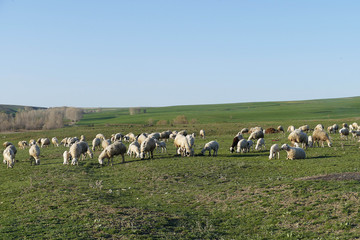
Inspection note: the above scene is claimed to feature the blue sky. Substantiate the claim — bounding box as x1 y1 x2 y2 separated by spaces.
1 1 359 108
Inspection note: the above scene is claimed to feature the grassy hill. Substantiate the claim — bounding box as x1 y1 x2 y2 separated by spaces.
78 96 360 126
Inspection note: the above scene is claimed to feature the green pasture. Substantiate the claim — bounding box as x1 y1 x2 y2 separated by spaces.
1 97 360 239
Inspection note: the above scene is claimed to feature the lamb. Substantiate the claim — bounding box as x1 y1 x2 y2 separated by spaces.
140 137 156 159
3 146 15 168
236 139 248 153
339 127 350 140
255 138 266 151
37 138 51 148
312 130 332 147
199 129 205 139
92 137 101 151
288 129 308 148
52 137 59 147
174 134 192 157
248 130 264 141
269 144 280 160
127 141 140 158
155 140 167 153
29 144 41 165
18 140 28 150
201 141 219 156
287 125 296 132
308 136 313 148
98 141 127 165
63 150 70 165
281 144 306 160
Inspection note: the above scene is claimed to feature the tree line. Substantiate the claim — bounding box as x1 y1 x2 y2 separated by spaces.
0 107 83 132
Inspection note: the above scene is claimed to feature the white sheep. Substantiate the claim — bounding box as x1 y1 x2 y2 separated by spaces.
63 150 70 165
240 128 249 134
69 141 92 165
155 140 167 153
98 141 127 165
199 129 205 139
269 144 280 160
140 137 156 159
281 144 306 160
351 130 360 140
96 133 106 140
201 141 219 156
159 130 172 141
174 134 192 157
127 141 140 158
288 129 308 148
287 125 296 132
3 145 15 168
80 135 86 142
29 139 36 146
18 140 28 150
247 140 254 152
312 130 332 147
148 132 161 140
111 133 123 142
136 133 148 145
92 137 101 151
37 138 50 148
29 144 40 165
186 134 195 154
277 126 285 133
102 139 111 150
248 130 264 141
299 125 310 132
236 139 248 153
308 136 313 148
52 137 59 147
255 138 265 151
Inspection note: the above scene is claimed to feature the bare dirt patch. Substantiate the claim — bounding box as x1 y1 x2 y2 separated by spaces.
296 172 360 181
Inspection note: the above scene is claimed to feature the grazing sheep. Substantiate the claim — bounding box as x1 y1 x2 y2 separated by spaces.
199 129 205 139
314 124 324 131
127 141 140 158
80 135 86 142
255 138 266 151
29 144 40 165
29 139 36 146
67 137 79 147
247 140 254 152
3 142 13 148
155 140 167 153
248 130 264 141
312 130 332 147
78 141 93 160
342 123 348 128
136 133 148 145
37 138 51 148
148 132 161 140
201 141 219 156
98 141 127 165
63 150 70 165
124 132 136 142
352 122 359 129
18 140 28 150
160 130 172 141
140 137 156 159
351 130 360 140
281 144 306 160
308 136 313 148
178 130 188 136
236 139 248 153
240 128 249 134
3 146 15 168
186 134 195 154
277 126 284 133
174 134 192 157
69 142 83 165
96 133 106 140
52 137 59 147
339 127 350 140
249 127 263 134
230 136 241 153
92 137 101 151
111 133 123 142
102 139 111 150
269 144 280 160
299 125 310 132
288 129 308 148
287 125 296 132
60 137 69 147
265 128 278 134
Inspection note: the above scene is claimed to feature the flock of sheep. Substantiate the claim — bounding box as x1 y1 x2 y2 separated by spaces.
2 122 360 168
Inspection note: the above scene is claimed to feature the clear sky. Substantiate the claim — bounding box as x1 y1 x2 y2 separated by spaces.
1 1 359 108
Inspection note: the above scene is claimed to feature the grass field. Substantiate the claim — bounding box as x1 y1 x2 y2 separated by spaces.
1 97 360 239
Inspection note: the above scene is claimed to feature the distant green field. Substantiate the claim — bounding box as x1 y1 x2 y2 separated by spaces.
1 97 360 239
78 97 360 126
